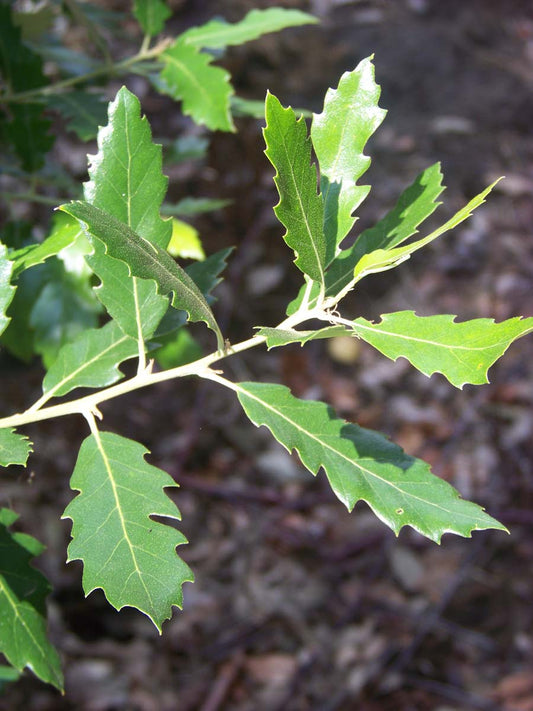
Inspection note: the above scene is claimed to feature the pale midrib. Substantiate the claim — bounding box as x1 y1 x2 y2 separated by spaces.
166 54 212 105
124 116 144 351
232 382 477 521
353 321 522 352
0 577 51 675
44 333 131 401
276 116 325 288
93 431 154 610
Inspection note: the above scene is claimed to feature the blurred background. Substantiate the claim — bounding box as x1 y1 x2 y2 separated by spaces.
1 0 533 708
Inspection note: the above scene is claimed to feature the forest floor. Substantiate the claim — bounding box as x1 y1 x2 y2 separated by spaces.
2 0 533 709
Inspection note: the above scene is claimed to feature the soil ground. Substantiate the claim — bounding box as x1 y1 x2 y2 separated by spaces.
2 1 533 709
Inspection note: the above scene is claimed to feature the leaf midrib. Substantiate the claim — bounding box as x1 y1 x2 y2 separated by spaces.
236 383 479 522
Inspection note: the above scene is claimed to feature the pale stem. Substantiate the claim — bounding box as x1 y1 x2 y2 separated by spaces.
0 303 326 431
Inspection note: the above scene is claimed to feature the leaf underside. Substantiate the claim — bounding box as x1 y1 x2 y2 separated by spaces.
311 57 387 259
352 311 533 388
61 201 223 349
63 432 193 631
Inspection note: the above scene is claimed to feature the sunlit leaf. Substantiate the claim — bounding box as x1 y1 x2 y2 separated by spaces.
159 40 234 132
233 381 505 542
0 428 32 467
0 244 16 338
63 432 193 630
264 92 326 287
351 311 533 388
180 8 317 49
257 325 347 349
42 320 139 399
61 201 224 349
167 219 205 260
312 57 386 258
83 86 172 340
353 179 501 283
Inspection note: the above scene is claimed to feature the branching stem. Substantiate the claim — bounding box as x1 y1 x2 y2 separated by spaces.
0 306 321 431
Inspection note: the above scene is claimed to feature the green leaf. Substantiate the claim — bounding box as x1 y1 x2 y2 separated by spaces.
133 0 171 37
351 311 533 388
87 239 169 341
86 87 171 250
0 508 63 691
159 40 234 132
0 3 53 171
9 212 82 278
287 163 445 316
311 57 386 259
353 179 501 283
0 428 32 467
0 265 46 362
0 2 47 91
185 247 233 297
61 201 224 349
42 320 139 400
2 104 54 173
180 8 317 49
29 261 101 368
0 243 16 338
161 197 231 218
232 382 505 542
264 92 326 287
1 257 100 366
83 86 172 340
153 327 203 369
257 325 347 349
46 91 108 141
167 219 205 260
63 432 193 630
320 163 445 303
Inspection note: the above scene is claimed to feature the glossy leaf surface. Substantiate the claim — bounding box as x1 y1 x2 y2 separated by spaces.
63 432 193 630
264 92 326 286
83 86 172 339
